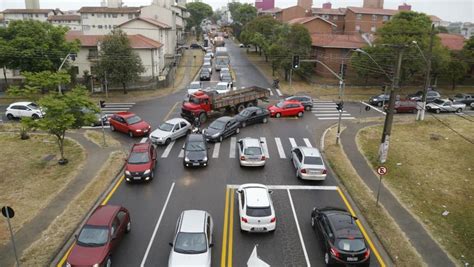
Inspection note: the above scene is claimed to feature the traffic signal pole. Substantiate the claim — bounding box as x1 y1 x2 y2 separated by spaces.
99 100 107 147
418 25 435 121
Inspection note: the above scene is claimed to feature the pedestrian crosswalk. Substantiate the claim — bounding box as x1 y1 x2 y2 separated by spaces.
312 100 355 120
100 102 136 116
153 136 315 160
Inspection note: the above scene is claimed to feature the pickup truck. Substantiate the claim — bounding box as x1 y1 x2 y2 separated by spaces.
452 93 474 106
426 99 466 113
181 86 270 123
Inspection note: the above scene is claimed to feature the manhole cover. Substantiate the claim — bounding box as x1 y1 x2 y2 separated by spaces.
42 154 55 162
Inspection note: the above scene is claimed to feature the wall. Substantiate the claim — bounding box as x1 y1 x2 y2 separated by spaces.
140 5 177 56
344 9 391 34
81 12 138 34
3 12 52 24
50 20 81 31
314 13 345 33
302 19 334 34
312 47 352 78
278 6 307 22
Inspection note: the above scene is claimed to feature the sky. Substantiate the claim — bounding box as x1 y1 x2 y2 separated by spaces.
1 0 472 22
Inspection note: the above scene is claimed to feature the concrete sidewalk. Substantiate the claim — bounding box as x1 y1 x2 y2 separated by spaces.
340 121 455 267
0 131 117 267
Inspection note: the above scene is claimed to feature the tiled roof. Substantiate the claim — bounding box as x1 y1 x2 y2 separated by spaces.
438 33 465 51
288 16 337 27
311 33 367 49
312 8 346 15
65 32 163 49
258 8 282 14
78 7 140 14
118 17 171 29
346 6 398 16
3 9 55 14
48 15 80 21
429 15 442 22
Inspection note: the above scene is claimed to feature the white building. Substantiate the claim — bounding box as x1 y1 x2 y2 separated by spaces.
101 0 124 8
48 15 81 31
1 9 62 27
78 6 140 35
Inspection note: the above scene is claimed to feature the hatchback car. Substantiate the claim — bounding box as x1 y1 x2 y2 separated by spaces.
203 116 240 142
5 101 43 120
238 138 266 167
150 118 191 145
285 95 313 111
124 142 156 182
311 207 370 266
408 90 441 103
234 106 270 128
384 100 418 113
187 81 203 96
291 146 327 180
168 210 214 267
220 68 230 79
66 205 131 267
109 112 151 137
183 134 209 167
200 68 211 81
268 100 304 118
368 94 390 107
237 184 276 232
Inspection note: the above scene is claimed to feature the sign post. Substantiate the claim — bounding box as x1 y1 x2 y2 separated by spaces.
2 206 20 267
376 166 388 206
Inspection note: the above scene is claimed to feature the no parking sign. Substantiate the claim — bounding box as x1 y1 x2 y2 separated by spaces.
377 166 388 176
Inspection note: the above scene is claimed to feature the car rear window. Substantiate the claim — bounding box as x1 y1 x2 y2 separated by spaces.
336 239 366 252
246 207 271 217
304 156 323 165
244 147 262 156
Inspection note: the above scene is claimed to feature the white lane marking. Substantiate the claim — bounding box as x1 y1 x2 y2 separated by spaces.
274 138 286 158
303 138 312 147
140 138 148 143
233 87 237 90
314 113 353 117
178 147 184 158
360 101 386 115
317 117 355 120
313 101 334 103
288 189 311 267
161 141 175 158
227 184 339 190
289 138 297 148
312 110 348 113
229 137 237 158
314 103 337 106
276 89 282 97
140 182 175 267
241 87 245 89
212 142 220 158
260 137 269 158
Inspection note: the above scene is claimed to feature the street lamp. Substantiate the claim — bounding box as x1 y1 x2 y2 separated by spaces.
57 53 77 94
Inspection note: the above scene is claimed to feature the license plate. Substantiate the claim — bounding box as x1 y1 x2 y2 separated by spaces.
192 163 200 166
347 257 358 261
253 227 264 231
133 177 141 180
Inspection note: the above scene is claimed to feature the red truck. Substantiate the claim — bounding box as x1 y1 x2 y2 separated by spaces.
181 86 270 123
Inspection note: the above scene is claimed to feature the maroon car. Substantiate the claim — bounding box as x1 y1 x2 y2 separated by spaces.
384 100 418 113
124 142 156 182
109 112 151 137
66 205 130 267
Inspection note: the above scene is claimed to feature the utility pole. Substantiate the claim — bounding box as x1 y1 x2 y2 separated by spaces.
418 24 435 121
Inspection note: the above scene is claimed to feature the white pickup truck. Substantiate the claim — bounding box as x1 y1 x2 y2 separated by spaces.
426 99 466 113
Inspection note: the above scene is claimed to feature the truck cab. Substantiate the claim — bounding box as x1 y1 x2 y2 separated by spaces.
181 91 213 123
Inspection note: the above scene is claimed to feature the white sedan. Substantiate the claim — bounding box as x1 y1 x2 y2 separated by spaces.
237 183 276 232
150 118 191 145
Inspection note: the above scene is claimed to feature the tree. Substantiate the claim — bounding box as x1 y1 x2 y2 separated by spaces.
186 2 213 36
461 36 474 78
95 29 144 94
228 3 257 38
442 59 468 89
0 20 78 73
211 8 223 24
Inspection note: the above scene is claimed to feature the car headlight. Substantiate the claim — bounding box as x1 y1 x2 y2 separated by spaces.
203 156 208 161
136 129 142 132
144 169 151 175
66 262 71 267
212 133 220 138
125 170 131 175
185 156 190 162
93 264 99 267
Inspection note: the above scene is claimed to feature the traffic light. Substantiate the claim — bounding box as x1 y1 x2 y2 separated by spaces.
99 100 106 108
292 55 300 69
336 101 344 111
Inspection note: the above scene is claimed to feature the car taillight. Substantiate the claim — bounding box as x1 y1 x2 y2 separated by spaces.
241 217 248 223
270 217 276 223
261 155 266 160
330 247 340 258
364 249 371 259
240 156 246 160
301 169 307 174
322 169 327 174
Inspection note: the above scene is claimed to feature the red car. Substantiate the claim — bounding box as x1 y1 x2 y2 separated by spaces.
125 142 156 182
384 100 418 113
109 112 151 137
66 205 130 267
268 100 305 118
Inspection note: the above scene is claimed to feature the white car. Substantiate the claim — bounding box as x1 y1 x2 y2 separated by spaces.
187 81 203 96
205 52 214 58
214 82 231 94
168 210 213 267
220 68 230 79
5 101 44 120
238 138 266 167
203 62 212 74
150 118 191 145
237 183 276 232
290 146 327 180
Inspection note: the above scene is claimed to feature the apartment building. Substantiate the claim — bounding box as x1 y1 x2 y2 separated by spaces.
78 6 140 35
48 15 81 31
2 9 61 27
287 16 336 34
344 6 396 34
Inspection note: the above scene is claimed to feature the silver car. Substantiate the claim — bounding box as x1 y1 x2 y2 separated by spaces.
238 138 266 167
168 210 213 267
203 62 212 74
150 118 191 145
290 146 327 180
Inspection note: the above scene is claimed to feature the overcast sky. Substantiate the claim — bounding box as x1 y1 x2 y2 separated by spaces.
1 0 472 22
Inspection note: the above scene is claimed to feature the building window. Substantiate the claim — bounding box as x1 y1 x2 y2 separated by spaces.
333 16 338 20
97 13 102 18
71 66 79 75
128 14 133 19
322 14 329 19
356 14 362 20
35 14 38 17
109 25 112 29
91 13 95 16
108 14 112 18
112 14 117 18
83 25 90 30
355 25 361 31
372 15 377 21
92 25 96 28
121 13 124 17
82 14 88 19
371 26 376 32
98 25 103 29
383 15 389 21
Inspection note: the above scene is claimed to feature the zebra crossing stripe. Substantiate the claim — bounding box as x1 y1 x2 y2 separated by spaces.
312 110 348 113
178 147 184 158
161 141 175 158
289 138 297 148
317 117 355 120
140 138 148 143
303 138 312 147
275 138 286 158
315 113 353 117
212 142 220 158
229 137 237 158
260 137 269 158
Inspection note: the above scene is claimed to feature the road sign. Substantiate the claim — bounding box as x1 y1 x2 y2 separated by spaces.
377 166 388 176
1 206 14 218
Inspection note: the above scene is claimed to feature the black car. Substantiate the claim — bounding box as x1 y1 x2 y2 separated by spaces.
234 106 269 128
190 43 202 49
311 207 370 266
203 116 240 142
408 90 440 103
200 68 211 81
183 134 209 167
285 95 313 111
368 94 391 107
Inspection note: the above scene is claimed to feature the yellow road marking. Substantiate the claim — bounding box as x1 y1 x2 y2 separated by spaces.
337 188 386 267
56 175 125 267
164 101 180 121
227 189 234 267
220 188 230 267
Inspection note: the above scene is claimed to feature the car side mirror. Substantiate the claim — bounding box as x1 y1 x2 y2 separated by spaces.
236 190 242 194
209 243 214 248
268 190 273 194
169 242 173 247
74 234 78 240
152 155 157 160
112 234 118 240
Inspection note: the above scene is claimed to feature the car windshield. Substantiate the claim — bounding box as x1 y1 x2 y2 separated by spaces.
275 102 285 108
201 70 209 74
126 115 142 125
246 206 272 217
209 120 225 130
190 83 200 89
244 147 262 156
433 99 444 105
239 110 250 117
189 96 200 105
216 85 227 90
159 122 174 132
174 232 207 254
128 152 150 164
336 239 366 252
304 156 323 165
27 103 39 109
186 141 206 151
77 225 109 247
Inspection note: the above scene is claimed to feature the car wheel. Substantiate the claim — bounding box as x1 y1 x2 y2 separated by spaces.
110 125 115 131
237 104 245 113
393 109 398 114
311 216 315 227
219 136 223 142
31 114 39 119
150 170 155 180
235 128 240 134
241 122 247 128
6 114 14 120
297 111 303 117
262 117 268 123
165 138 171 145
126 221 131 233
275 113 281 118
324 252 332 266
435 109 440 114
305 105 312 111
377 102 383 107
106 256 112 267
128 131 134 138
456 108 462 113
